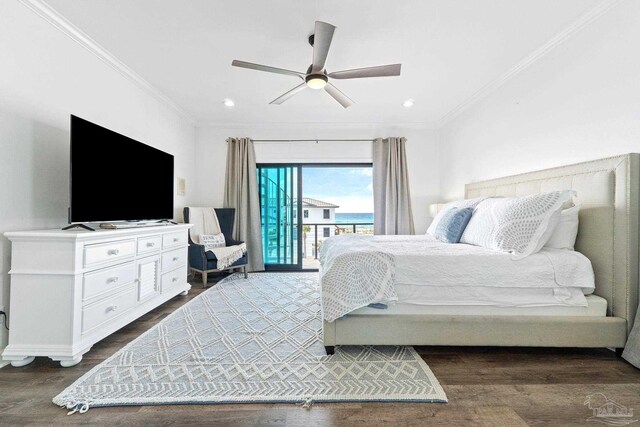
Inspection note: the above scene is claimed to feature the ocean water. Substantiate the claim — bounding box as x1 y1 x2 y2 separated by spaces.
335 212 374 224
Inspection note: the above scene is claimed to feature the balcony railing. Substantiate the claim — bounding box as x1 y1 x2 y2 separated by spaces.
303 222 374 259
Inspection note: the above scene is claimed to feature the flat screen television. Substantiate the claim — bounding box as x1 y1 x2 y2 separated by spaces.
69 115 174 224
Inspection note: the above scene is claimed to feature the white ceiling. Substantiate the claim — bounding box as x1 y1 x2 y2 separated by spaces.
44 0 602 126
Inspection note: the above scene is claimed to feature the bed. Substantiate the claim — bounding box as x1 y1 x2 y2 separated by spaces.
321 154 640 353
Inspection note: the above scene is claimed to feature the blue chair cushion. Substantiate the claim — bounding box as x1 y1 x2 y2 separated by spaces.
433 207 473 243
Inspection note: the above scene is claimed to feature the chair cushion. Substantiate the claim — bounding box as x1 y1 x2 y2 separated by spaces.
205 246 246 261
206 254 247 270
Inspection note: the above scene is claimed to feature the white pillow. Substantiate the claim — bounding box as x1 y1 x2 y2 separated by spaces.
201 233 226 251
460 190 575 259
545 205 580 250
427 197 486 236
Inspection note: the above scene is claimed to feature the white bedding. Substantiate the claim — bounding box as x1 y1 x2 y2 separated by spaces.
371 235 595 292
319 234 595 322
350 294 607 317
394 283 588 307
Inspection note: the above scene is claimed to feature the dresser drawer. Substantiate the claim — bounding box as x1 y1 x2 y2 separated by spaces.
82 285 136 334
83 261 136 301
137 235 162 255
161 264 188 292
84 239 135 267
162 248 185 272
163 231 186 249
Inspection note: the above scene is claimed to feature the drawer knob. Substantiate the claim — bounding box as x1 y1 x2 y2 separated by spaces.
107 305 118 312
107 277 119 284
172 277 178 282
172 257 179 262
173 237 179 242
107 249 120 256
146 242 155 247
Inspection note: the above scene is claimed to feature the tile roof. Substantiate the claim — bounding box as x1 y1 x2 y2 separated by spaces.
301 197 340 208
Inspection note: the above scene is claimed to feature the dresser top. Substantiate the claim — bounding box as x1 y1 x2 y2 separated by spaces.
5 223 192 241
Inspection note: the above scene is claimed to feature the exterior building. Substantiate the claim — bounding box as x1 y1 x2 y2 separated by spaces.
301 197 339 258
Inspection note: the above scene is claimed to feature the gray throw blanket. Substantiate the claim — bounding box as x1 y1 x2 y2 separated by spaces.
319 235 397 322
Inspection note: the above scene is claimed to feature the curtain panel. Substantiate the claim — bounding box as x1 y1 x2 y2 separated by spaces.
223 137 265 271
372 137 415 235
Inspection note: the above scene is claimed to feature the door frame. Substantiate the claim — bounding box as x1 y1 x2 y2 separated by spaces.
257 164 302 271
257 162 373 272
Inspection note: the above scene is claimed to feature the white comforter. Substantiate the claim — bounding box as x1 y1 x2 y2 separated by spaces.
319 234 595 322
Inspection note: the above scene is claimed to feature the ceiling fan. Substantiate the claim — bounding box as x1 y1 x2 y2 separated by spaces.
231 21 401 108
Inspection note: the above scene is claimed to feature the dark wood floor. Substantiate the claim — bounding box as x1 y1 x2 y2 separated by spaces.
2 273 640 426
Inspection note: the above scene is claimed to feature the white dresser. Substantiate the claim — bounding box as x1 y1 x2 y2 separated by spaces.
2 224 192 367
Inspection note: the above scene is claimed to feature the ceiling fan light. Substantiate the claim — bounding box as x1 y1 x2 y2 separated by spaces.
306 74 328 90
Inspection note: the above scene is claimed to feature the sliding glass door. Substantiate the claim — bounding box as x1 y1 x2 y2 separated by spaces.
257 163 373 271
257 165 301 270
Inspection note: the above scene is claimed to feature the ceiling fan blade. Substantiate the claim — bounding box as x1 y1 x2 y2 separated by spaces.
324 83 354 109
311 21 336 73
232 60 304 79
327 64 401 79
269 83 307 105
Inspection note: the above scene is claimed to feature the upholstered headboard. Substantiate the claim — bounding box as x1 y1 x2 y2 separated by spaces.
465 154 640 332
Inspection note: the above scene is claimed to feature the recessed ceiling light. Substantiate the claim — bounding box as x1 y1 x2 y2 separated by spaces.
223 98 235 107
403 99 414 108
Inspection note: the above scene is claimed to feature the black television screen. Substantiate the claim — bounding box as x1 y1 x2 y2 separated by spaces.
70 115 174 223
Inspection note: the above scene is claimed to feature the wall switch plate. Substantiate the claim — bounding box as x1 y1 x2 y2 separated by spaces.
176 177 186 196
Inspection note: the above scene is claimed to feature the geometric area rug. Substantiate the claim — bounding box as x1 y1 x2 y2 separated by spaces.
54 272 447 413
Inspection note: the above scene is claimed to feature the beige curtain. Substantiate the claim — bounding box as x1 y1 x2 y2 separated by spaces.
372 137 415 235
223 137 265 271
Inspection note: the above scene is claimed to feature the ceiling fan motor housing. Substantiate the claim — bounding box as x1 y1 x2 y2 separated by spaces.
305 73 328 89
305 73 327 83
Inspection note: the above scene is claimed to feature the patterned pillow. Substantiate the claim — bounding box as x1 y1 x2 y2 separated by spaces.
426 197 486 236
433 207 473 243
460 190 575 259
200 233 226 251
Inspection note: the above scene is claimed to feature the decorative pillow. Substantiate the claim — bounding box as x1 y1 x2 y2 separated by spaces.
545 205 580 250
427 197 486 236
200 233 226 251
459 190 575 259
433 207 474 243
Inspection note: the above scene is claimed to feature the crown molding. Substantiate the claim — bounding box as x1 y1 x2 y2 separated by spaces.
18 0 196 125
198 121 436 130
433 0 624 129
19 0 621 131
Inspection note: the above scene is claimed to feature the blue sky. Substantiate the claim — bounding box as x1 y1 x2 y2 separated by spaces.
302 167 373 213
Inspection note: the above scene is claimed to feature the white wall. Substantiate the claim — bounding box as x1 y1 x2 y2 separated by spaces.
438 0 640 200
303 207 337 259
195 124 440 234
0 1 197 362
304 207 335 223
